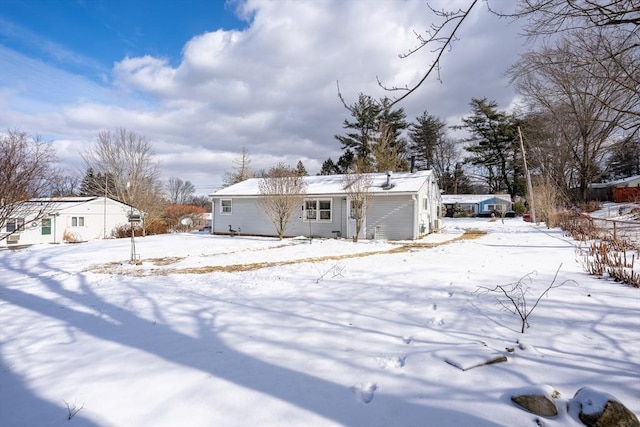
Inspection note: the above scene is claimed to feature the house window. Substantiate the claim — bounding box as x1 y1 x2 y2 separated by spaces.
220 199 232 215
71 216 85 227
304 199 331 221
423 199 429 210
42 218 52 235
486 204 504 212
6 218 24 233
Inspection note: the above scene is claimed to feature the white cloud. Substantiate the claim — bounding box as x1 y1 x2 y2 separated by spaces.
1 0 526 193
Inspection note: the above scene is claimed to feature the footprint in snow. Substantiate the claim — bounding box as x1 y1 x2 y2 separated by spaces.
353 382 378 404
377 354 406 369
402 336 413 344
432 303 437 310
428 317 445 326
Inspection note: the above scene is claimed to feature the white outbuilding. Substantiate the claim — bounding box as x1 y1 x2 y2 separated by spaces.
1 197 136 249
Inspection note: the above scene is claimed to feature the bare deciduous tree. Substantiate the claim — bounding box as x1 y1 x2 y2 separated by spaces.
374 0 638 112
508 30 638 201
81 128 166 235
342 159 373 242
50 174 80 197
0 130 60 240
224 146 253 187
494 0 639 37
166 177 195 204
257 163 307 240
376 0 481 107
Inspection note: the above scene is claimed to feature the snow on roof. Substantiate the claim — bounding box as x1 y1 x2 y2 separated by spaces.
211 170 434 197
20 197 98 211
26 197 97 203
21 196 132 212
442 194 512 204
589 175 640 189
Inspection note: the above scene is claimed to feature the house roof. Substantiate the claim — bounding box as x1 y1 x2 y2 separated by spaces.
211 170 436 197
441 194 512 204
23 197 98 210
589 175 640 189
21 196 133 212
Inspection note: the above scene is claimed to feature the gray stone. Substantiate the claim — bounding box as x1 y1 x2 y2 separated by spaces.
578 399 639 427
574 387 640 427
511 394 558 417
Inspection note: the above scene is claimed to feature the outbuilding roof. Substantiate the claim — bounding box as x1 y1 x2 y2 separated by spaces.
211 170 435 197
20 196 133 212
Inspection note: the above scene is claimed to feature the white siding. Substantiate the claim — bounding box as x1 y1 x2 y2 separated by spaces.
209 171 442 241
365 195 416 240
1 197 132 249
212 196 346 238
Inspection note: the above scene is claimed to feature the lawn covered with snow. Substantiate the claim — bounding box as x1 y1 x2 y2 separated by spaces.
1 217 638 426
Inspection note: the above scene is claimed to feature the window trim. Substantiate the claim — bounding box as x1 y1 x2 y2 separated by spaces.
303 199 332 222
6 218 24 233
220 199 232 215
71 216 85 227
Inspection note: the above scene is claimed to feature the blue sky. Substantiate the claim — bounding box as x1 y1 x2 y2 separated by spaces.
1 0 246 75
0 0 527 193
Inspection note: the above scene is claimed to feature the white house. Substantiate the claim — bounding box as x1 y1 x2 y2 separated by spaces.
1 197 136 249
442 194 513 217
209 170 442 240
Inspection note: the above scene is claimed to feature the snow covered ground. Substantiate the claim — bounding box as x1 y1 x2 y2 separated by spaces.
1 217 638 426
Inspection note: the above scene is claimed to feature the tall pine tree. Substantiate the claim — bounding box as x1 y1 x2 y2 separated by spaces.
459 98 524 198
409 111 447 170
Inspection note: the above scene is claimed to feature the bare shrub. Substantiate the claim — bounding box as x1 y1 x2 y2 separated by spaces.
64 399 84 420
562 211 640 287
531 180 564 228
62 229 81 243
580 200 602 213
577 240 639 287
477 265 573 333
111 224 144 239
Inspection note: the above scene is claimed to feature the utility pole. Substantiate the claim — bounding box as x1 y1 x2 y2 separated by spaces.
518 126 536 224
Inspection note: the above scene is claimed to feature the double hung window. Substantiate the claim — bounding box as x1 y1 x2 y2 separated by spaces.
220 199 232 214
6 218 24 233
42 218 52 235
304 200 331 221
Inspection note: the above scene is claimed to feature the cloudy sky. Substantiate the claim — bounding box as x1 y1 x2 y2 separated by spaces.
0 0 528 194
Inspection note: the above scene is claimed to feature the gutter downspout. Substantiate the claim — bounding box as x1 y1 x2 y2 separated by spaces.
412 194 418 239
210 199 215 235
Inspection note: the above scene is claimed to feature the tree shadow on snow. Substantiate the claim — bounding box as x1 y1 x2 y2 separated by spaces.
0 253 506 427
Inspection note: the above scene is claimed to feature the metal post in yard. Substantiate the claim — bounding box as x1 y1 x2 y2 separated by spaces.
127 180 137 264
